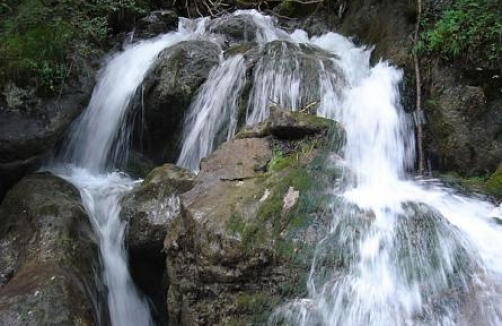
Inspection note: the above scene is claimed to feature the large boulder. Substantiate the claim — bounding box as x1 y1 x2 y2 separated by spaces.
164 115 345 325
0 173 105 326
136 41 221 164
245 40 345 123
0 82 91 201
121 164 196 325
425 65 502 175
237 106 343 140
122 164 196 253
209 14 259 45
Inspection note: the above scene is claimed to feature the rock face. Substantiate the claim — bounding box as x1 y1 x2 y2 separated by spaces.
0 173 105 326
284 0 502 177
425 65 502 175
0 82 91 201
123 164 196 253
137 41 221 164
209 15 258 45
121 164 196 325
246 40 344 121
237 107 343 140
134 10 178 40
164 115 345 325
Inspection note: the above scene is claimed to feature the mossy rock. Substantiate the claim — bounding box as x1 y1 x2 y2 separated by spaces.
122 163 196 253
236 107 345 143
164 131 344 325
0 173 104 326
244 40 345 123
485 163 502 199
136 40 221 164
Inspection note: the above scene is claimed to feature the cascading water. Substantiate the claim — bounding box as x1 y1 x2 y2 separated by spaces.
35 7 502 325
177 55 247 171
174 10 502 326
47 18 219 326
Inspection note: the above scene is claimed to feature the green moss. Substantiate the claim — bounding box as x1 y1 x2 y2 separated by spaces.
235 292 281 325
485 166 502 198
439 172 489 195
228 212 266 249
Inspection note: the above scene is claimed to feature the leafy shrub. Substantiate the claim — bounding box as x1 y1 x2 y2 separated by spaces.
0 0 149 96
418 0 502 60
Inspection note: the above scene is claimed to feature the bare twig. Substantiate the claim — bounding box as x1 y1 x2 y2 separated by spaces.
413 0 424 173
300 100 319 112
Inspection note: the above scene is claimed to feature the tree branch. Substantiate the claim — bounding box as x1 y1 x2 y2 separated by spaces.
413 0 424 174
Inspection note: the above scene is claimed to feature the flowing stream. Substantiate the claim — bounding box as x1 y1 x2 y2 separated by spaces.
47 18 217 326
176 10 502 326
44 9 502 326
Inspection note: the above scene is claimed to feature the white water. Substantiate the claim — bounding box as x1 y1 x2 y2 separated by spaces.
172 10 502 326
40 9 502 326
177 55 247 171
47 18 220 326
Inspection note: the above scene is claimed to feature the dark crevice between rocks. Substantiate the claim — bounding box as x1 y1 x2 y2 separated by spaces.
129 246 169 326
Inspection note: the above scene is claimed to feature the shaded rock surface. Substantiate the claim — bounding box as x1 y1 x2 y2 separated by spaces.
134 10 179 40
237 107 342 140
425 64 502 175
164 120 345 325
0 81 91 201
246 40 344 119
209 15 258 45
136 40 221 164
123 163 196 253
121 164 196 326
0 173 105 326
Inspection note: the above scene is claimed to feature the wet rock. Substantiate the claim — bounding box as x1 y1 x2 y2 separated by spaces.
236 107 342 140
395 202 477 324
121 164 196 326
164 132 344 325
0 173 105 326
0 82 91 201
210 14 258 45
223 42 260 63
244 40 345 122
122 164 196 253
137 41 221 164
134 10 178 39
122 150 158 179
426 66 502 174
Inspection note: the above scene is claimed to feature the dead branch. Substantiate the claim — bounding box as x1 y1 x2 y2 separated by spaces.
413 0 424 173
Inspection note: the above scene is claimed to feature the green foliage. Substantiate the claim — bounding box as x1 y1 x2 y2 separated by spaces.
419 0 502 60
0 0 149 96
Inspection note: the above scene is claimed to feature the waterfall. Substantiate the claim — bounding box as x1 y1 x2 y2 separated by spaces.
47 18 215 326
173 10 502 326
36 8 502 326
177 55 247 171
